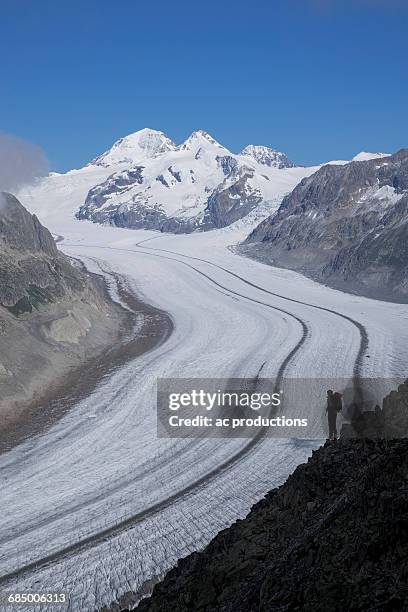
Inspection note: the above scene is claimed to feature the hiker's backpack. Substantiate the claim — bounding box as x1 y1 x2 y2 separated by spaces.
334 392 342 412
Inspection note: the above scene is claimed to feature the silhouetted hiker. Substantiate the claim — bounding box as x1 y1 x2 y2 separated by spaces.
326 390 342 441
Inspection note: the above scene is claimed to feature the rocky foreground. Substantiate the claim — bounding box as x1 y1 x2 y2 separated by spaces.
128 385 408 612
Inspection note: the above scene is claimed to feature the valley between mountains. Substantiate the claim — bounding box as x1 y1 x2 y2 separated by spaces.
0 130 407 610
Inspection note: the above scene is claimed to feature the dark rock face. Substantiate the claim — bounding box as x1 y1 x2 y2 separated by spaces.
168 166 182 183
0 192 84 312
77 167 145 224
0 193 57 256
160 216 200 234
111 205 168 232
202 168 263 230
243 149 408 302
129 383 408 612
156 175 169 188
216 155 239 176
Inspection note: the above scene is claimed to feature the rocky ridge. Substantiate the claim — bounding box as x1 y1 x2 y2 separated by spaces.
0 193 125 424
0 193 85 313
242 149 408 302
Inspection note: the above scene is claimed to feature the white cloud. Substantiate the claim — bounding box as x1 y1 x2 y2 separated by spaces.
0 133 49 197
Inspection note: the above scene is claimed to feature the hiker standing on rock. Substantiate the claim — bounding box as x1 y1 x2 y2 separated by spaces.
326 390 342 441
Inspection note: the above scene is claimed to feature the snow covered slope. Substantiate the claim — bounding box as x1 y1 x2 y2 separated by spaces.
90 128 178 167
352 151 390 162
326 151 390 166
240 144 296 169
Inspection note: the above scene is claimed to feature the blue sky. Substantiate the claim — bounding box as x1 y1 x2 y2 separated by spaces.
1 0 407 171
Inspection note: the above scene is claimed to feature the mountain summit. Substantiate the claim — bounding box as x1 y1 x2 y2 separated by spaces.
180 130 228 153
240 145 296 169
90 128 178 167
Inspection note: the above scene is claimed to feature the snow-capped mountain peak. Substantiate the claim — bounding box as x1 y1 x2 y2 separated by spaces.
181 130 228 154
240 145 296 169
77 130 313 234
352 151 390 162
90 128 178 167
33 126 315 235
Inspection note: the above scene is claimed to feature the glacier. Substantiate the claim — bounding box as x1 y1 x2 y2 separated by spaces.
0 145 406 611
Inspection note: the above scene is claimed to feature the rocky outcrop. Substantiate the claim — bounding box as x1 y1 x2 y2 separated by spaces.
242 149 408 302
0 193 57 255
0 193 125 425
0 193 85 313
201 166 264 230
77 167 146 225
126 383 408 612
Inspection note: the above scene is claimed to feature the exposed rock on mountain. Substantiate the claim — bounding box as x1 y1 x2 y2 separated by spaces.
76 129 310 233
202 166 264 229
0 193 125 425
0 192 84 313
130 383 408 611
242 149 408 302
